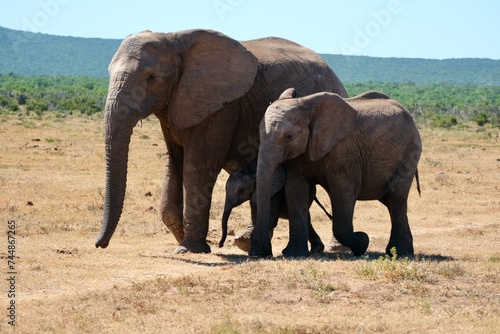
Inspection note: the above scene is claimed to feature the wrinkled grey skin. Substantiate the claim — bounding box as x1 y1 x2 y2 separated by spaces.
252 89 422 258
219 163 325 255
94 29 347 253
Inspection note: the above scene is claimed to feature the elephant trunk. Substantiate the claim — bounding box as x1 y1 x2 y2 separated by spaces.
251 157 278 257
95 99 138 248
219 201 234 248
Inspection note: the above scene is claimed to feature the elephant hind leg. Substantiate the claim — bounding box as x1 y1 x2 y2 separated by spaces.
161 201 184 243
380 196 414 256
160 162 184 244
159 136 186 244
307 215 324 254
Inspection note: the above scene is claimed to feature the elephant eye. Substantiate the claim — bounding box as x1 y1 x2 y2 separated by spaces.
285 134 293 142
146 75 155 85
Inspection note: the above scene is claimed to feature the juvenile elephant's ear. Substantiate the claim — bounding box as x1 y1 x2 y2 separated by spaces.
307 93 358 161
169 30 259 130
278 88 297 100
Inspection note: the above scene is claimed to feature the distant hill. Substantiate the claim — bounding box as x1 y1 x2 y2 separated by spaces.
323 54 500 86
0 26 120 77
1 26 499 85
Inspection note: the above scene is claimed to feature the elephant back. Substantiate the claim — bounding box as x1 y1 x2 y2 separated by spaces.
242 37 348 99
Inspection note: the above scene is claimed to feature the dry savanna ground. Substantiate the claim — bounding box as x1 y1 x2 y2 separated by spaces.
0 113 499 333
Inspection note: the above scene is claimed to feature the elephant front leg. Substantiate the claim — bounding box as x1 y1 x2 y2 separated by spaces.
282 168 311 258
329 183 370 256
175 159 220 254
331 195 370 256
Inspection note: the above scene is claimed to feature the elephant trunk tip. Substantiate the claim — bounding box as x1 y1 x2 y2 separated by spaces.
219 233 227 248
220 207 232 248
95 231 111 248
95 241 109 249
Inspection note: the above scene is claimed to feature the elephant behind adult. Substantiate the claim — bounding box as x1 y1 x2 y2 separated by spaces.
219 163 325 255
95 29 347 253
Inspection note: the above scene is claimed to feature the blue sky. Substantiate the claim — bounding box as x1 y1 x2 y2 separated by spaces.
1 0 499 59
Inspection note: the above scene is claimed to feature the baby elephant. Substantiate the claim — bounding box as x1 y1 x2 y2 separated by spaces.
220 163 329 255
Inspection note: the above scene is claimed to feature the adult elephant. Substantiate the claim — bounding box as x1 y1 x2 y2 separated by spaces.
252 89 421 258
95 29 347 253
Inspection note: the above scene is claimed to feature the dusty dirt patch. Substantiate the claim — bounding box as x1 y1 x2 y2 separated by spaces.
0 115 499 333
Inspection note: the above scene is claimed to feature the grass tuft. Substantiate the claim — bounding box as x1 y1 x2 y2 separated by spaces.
357 248 432 283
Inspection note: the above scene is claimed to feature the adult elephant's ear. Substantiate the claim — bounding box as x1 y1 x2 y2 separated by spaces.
169 30 259 130
306 93 358 161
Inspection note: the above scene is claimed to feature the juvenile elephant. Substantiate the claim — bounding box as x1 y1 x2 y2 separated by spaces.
94 29 347 253
219 163 328 255
252 89 422 258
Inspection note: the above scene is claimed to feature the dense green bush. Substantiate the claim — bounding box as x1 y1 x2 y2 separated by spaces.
1 74 499 128
471 112 489 126
428 113 458 128
0 73 108 115
345 82 500 128
0 94 19 111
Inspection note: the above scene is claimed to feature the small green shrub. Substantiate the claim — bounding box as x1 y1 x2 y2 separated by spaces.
471 112 489 126
357 248 430 283
0 96 19 112
429 113 458 128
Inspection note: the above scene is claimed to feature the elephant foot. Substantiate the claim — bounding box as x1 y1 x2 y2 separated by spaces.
234 237 251 253
326 237 350 252
282 246 310 258
235 225 276 254
350 232 370 256
175 240 211 254
386 241 414 257
309 239 325 254
249 242 272 258
163 219 185 244
234 226 253 253
282 241 311 258
174 245 189 254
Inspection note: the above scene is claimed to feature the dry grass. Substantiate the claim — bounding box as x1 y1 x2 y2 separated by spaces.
0 113 499 333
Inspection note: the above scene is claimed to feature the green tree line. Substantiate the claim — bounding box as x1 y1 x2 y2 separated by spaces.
322 54 500 86
3 26 500 84
345 82 500 127
0 73 108 116
1 74 499 127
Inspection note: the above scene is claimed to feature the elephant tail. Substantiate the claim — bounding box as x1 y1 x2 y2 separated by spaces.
313 196 334 221
415 168 421 196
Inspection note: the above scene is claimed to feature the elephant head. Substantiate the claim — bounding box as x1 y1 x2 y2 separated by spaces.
219 163 286 249
96 29 259 248
254 88 358 256
219 163 257 248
